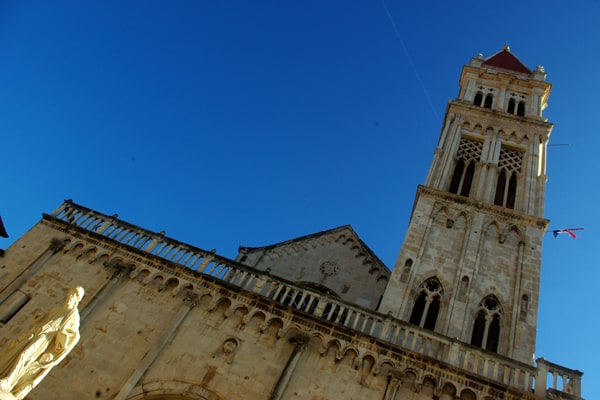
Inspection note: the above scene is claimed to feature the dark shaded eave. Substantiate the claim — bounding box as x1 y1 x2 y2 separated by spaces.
483 49 531 74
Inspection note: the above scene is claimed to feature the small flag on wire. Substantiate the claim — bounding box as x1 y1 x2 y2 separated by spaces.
0 216 8 238
552 228 583 239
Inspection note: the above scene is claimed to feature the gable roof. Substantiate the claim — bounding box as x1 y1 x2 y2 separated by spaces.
483 46 531 74
238 225 390 273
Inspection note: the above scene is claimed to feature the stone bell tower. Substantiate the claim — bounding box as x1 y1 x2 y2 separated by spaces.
379 46 553 365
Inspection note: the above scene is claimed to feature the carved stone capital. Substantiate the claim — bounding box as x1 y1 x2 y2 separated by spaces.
49 237 67 252
290 333 310 347
183 292 199 308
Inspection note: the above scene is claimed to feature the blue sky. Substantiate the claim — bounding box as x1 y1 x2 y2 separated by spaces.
1 1 598 397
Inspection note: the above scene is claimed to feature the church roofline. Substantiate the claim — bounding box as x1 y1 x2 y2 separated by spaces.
481 45 532 75
238 225 390 273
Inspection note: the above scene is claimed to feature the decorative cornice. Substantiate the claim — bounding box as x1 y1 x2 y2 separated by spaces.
417 186 549 230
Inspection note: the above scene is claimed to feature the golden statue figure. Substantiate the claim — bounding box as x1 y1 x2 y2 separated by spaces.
0 287 84 399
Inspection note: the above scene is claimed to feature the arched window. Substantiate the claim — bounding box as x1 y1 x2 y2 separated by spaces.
484 94 493 108
506 173 517 209
409 278 442 331
471 296 502 353
460 161 475 197
495 146 523 209
449 137 482 198
450 159 475 197
507 98 516 114
494 169 507 206
517 101 526 116
400 258 413 283
473 92 483 106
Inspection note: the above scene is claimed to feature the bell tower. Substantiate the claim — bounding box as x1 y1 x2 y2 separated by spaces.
379 47 553 364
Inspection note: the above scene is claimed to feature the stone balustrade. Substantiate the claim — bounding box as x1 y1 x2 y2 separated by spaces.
535 358 583 399
49 200 581 397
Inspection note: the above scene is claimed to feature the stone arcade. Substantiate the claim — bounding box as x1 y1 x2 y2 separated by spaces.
0 48 583 399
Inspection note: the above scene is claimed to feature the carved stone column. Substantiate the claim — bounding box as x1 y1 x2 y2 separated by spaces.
382 368 403 400
80 261 133 321
269 333 310 400
0 238 67 309
112 292 198 400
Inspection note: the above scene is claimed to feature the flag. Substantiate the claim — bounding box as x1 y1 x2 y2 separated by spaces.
552 228 581 239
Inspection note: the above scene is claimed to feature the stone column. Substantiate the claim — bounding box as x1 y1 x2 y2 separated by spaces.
112 293 198 400
0 238 66 305
269 333 310 400
382 368 402 400
80 261 133 321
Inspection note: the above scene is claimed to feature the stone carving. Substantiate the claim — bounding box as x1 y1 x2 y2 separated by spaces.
212 337 239 364
0 287 84 400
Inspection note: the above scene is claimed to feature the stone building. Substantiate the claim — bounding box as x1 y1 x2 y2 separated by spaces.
0 47 583 399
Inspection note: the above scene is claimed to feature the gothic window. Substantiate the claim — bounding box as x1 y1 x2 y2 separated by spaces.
471 295 502 353
409 278 442 331
507 98 516 114
449 137 482 197
474 90 493 108
517 101 526 116
484 94 493 108
494 146 523 209
400 259 413 283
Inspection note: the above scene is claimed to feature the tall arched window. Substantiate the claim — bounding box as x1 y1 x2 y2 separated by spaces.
494 146 523 209
471 295 502 353
409 278 442 331
473 92 483 106
517 101 526 116
484 94 493 108
449 137 482 198
507 98 516 114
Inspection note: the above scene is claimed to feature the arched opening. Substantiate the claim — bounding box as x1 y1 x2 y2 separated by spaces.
517 101 526 116
470 309 486 347
507 98 516 114
473 92 483 106
494 169 507 206
400 258 413 283
471 295 502 353
484 94 493 108
449 159 465 194
520 294 529 322
460 161 475 197
409 278 442 331
506 173 517 209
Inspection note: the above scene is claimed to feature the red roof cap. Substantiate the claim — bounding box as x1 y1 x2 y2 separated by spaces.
483 47 531 74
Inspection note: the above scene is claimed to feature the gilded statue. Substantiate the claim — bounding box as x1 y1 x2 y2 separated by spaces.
0 287 84 399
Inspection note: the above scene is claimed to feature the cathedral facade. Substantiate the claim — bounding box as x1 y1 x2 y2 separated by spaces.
0 48 583 399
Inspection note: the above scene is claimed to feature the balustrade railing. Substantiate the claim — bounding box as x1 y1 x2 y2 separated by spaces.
49 200 581 397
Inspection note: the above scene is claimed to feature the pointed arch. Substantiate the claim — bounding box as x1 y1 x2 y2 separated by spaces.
409 277 443 331
471 295 503 353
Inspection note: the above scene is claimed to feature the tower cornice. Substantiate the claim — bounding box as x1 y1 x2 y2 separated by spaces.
414 185 549 231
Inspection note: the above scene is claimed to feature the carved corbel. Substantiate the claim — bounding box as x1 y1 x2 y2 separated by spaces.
50 237 67 253
183 292 199 309
258 321 267 332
